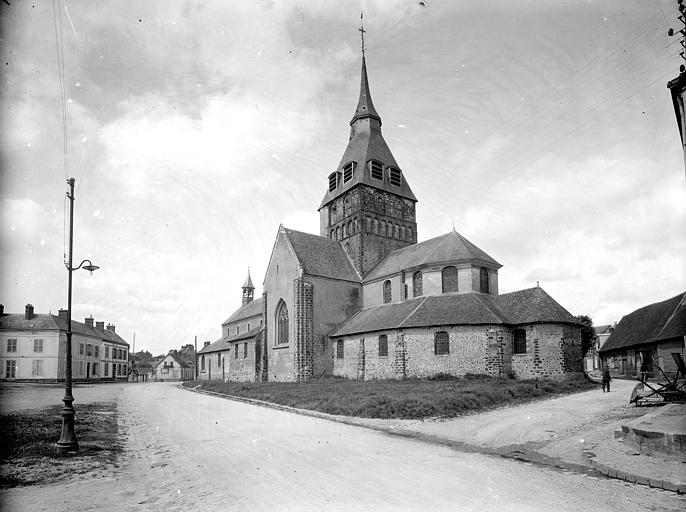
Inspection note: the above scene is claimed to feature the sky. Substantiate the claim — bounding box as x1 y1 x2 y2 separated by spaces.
1 0 684 356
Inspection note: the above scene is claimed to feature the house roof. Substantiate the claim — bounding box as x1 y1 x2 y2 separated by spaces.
283 227 360 282
157 351 194 369
330 286 578 337
594 324 612 335
222 297 264 325
0 313 129 346
599 292 686 353
199 326 262 354
319 57 417 209
364 230 501 282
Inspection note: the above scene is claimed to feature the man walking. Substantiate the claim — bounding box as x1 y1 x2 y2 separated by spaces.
602 367 612 392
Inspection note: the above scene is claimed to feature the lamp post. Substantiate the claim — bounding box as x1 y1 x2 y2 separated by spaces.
56 178 99 455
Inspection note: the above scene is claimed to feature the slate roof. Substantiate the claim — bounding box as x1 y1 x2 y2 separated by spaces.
594 325 612 335
283 227 360 282
158 351 194 369
319 57 417 209
599 292 686 353
0 313 129 346
222 297 264 325
199 326 262 354
364 230 501 282
331 287 579 337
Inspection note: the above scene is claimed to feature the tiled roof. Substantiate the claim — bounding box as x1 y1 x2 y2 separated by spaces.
0 313 61 331
0 313 129 346
283 227 360 282
330 287 578 337
594 325 612 335
222 297 264 325
487 287 578 325
199 326 262 354
364 230 501 282
599 292 686 353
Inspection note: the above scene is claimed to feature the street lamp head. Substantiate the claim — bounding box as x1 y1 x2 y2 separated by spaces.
81 263 99 274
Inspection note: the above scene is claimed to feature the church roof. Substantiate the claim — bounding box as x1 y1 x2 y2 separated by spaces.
222 297 264 326
330 287 578 337
364 230 501 282
200 326 262 354
283 227 361 282
319 57 417 209
599 292 686 353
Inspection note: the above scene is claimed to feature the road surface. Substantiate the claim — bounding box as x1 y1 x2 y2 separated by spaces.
1 382 683 511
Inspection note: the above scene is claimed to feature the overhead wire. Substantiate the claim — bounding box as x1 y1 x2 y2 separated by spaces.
52 0 69 262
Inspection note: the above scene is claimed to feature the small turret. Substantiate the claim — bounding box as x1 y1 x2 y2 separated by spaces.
242 268 255 306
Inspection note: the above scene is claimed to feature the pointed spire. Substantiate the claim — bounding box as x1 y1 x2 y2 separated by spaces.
351 14 381 126
242 268 254 306
242 268 254 290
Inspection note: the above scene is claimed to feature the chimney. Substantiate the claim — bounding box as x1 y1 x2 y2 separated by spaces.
204 341 211 347
85 317 94 329
58 309 68 320
96 321 105 331
106 324 116 333
25 304 34 319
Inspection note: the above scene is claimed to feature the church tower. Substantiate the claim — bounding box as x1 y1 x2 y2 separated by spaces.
241 269 254 306
318 39 417 277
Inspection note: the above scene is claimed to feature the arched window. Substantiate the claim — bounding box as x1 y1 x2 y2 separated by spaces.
276 300 289 346
329 230 334 239
378 335 388 357
395 224 400 239
480 267 490 293
400 226 405 240
366 216 372 232
407 227 413 242
336 227 341 240
383 280 392 304
434 331 450 355
413 271 423 297
342 224 347 238
380 221 386 237
336 340 344 359
348 220 353 235
442 266 458 293
201 355 205 371
513 329 527 354
373 218 379 234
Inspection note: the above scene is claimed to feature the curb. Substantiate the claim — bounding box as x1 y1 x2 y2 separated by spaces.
585 455 684 494
181 384 685 494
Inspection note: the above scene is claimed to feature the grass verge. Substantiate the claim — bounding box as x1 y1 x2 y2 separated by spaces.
0 402 123 488
183 374 598 419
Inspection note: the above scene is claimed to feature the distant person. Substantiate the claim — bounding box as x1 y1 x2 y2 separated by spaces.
640 361 648 382
602 368 612 392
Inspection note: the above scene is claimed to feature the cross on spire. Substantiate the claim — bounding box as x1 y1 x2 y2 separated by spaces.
359 11 366 55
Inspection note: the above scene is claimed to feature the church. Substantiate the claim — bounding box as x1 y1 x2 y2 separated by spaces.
198 51 582 383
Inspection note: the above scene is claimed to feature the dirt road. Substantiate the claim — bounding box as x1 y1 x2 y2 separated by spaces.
2 382 683 511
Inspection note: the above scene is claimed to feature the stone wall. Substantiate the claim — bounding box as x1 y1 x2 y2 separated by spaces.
333 323 580 380
321 186 417 276
511 324 581 379
227 341 255 382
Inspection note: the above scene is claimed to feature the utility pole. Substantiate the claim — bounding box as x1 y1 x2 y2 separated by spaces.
194 336 198 380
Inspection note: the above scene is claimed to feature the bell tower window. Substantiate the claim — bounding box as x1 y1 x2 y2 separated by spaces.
328 172 338 192
343 162 356 183
389 167 402 187
369 160 383 181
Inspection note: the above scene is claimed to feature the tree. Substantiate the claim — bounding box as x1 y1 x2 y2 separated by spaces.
575 314 595 358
